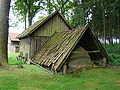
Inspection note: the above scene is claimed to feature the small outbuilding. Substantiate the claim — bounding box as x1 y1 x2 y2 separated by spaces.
16 11 71 61
8 33 20 53
31 24 110 73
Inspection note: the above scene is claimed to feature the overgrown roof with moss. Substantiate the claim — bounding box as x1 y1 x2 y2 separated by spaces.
17 11 71 39
31 24 110 72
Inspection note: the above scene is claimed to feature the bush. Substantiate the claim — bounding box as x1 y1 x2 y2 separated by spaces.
105 44 120 66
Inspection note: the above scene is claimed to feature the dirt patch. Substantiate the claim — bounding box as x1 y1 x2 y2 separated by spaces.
85 80 99 87
108 79 120 86
21 87 40 90
116 80 120 86
17 65 24 68
85 82 95 86
107 66 120 69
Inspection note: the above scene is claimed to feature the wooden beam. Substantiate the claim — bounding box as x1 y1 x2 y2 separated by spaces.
72 50 100 54
87 50 100 53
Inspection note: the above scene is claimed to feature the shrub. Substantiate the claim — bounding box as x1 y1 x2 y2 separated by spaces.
105 44 120 66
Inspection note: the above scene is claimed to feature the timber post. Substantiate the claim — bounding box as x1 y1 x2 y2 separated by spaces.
102 58 106 67
63 63 67 74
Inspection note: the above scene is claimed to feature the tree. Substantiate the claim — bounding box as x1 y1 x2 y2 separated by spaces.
13 0 44 27
52 0 73 16
71 0 85 28
0 0 11 68
46 0 54 14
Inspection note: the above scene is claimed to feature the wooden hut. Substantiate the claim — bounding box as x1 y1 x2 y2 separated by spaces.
16 11 71 61
31 24 110 73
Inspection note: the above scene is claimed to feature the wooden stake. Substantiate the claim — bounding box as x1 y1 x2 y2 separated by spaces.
102 58 106 67
63 64 67 74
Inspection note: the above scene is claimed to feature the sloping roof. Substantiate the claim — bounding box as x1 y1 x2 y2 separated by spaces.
31 24 109 72
17 11 71 39
9 33 20 41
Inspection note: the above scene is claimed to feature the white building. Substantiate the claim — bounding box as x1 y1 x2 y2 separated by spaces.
8 33 20 53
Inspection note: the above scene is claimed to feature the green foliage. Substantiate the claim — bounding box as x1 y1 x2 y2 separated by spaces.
12 0 120 43
70 0 120 45
44 0 54 14
71 0 85 28
106 44 120 54
51 0 73 19
8 53 23 65
13 0 45 26
106 44 120 66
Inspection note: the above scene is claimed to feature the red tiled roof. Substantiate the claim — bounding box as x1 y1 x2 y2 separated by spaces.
9 33 20 41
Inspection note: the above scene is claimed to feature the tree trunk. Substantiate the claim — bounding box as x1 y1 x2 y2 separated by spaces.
0 0 11 67
28 0 32 26
108 0 113 45
103 13 106 48
24 14 27 29
24 3 27 29
118 10 120 44
108 14 113 45
28 6 32 26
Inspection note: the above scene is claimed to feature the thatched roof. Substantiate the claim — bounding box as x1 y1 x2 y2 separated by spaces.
31 24 109 72
17 11 71 39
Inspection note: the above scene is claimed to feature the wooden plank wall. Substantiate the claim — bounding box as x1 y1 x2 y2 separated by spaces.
32 14 70 37
29 36 49 58
19 13 70 60
19 38 30 58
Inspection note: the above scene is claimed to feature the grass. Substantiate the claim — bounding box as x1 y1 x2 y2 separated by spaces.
8 53 23 65
0 53 120 89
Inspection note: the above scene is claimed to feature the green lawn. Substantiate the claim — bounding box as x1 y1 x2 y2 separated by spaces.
0 53 120 90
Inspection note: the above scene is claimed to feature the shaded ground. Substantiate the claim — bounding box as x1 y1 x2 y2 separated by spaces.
108 66 120 69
